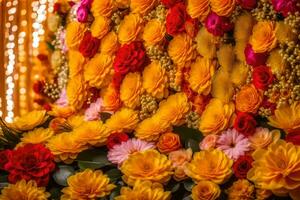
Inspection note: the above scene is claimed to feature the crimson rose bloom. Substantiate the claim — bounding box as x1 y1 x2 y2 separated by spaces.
204 12 233 36
5 144 55 187
244 44 268 67
79 31 100 58
233 155 253 179
272 0 299 17
261 97 276 114
237 0 257 10
286 131 300 146
33 80 45 95
234 112 257 137
107 132 129 149
113 41 147 75
0 150 12 170
252 66 274 90
161 0 182 8
166 3 187 36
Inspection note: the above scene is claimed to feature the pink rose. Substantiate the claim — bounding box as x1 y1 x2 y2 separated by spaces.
204 12 233 36
271 0 299 17
244 44 268 67
200 135 219 150
77 6 89 23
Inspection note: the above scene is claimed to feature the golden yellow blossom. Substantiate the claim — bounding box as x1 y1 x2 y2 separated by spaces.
66 22 87 50
100 31 119 55
130 0 158 15
61 169 115 200
100 83 122 112
48 105 75 118
91 0 114 18
66 75 87 110
19 128 54 147
185 149 233 184
91 16 110 39
195 27 218 59
12 110 48 131
235 84 263 113
230 61 249 87
118 14 143 44
68 50 85 78
187 0 210 21
115 181 171 200
267 49 286 75
191 181 221 200
255 189 272 200
227 179 255 200
275 22 297 43
120 72 142 109
121 149 173 186
210 0 236 17
249 128 281 149
0 180 50 200
142 19 166 46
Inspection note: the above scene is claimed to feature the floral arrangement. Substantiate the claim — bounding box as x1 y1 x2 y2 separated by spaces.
1 0 300 199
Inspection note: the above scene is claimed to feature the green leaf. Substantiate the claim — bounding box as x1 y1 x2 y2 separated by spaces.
182 196 192 200
171 183 180 193
185 139 200 152
77 149 111 170
173 126 203 144
100 112 112 123
49 187 62 199
110 186 121 200
106 169 122 183
53 165 75 186
183 180 195 192
46 41 55 51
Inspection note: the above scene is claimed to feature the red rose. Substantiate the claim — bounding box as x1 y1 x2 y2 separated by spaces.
233 155 253 179
272 0 299 17
252 66 274 90
5 144 55 187
161 0 183 8
0 150 12 170
166 3 187 36
237 0 257 10
113 41 147 75
79 31 100 58
107 132 129 149
261 97 276 114
37 54 48 61
286 131 300 146
244 44 268 67
234 112 257 137
53 3 61 13
33 80 45 94
43 103 52 111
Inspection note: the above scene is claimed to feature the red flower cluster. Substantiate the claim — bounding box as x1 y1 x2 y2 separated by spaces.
252 66 274 90
161 0 182 8
233 155 254 179
79 31 100 58
234 112 257 137
286 131 300 146
0 150 12 170
107 132 129 149
4 144 55 187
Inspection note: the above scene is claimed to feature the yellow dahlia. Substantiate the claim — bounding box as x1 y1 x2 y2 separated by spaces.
66 115 85 129
0 180 50 200
142 61 168 99
191 181 221 200
90 16 110 39
61 169 115 200
118 13 143 44
66 75 87 110
19 128 54 147
247 140 300 191
115 181 171 200
185 149 233 184
120 72 143 109
91 0 114 18
100 83 122 112
68 50 85 78
105 108 139 133
65 21 87 50
120 149 173 186
227 179 255 200
12 110 48 131
100 31 119 56
188 57 216 95
142 19 166 46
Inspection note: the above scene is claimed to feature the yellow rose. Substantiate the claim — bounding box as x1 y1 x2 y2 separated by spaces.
130 0 158 15
210 0 236 17
84 54 113 89
142 19 166 46
187 0 210 21
118 14 143 44
91 16 110 39
189 57 216 95
250 21 277 53
68 50 85 78
168 33 196 68
235 84 263 113
198 98 235 135
249 128 280 149
142 61 168 99
185 149 233 184
120 72 142 109
66 22 87 50
191 181 221 200
100 31 119 55
91 0 114 18
120 149 173 186
105 108 139 133
100 83 122 112
12 110 48 131
66 75 87 110
227 179 255 200
19 128 54 147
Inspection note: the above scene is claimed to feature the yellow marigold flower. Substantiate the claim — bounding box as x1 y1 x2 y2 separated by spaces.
12 110 48 131
191 181 221 200
168 33 196 68
48 105 75 118
68 50 85 78
100 83 122 112
118 14 143 44
100 31 119 55
67 75 87 110
185 149 233 184
189 57 216 95
248 140 300 191
105 108 139 133
66 21 87 50
0 180 50 200
235 84 263 114
130 0 158 15
115 181 171 200
135 115 171 142
142 61 168 99
84 54 113 89
120 72 142 109
268 102 300 134
47 132 88 164
121 149 173 186
210 0 236 17
198 98 235 135
156 93 190 126
91 0 114 18
19 128 54 147
195 27 218 59
74 121 109 147
142 19 166 46
227 179 255 200
91 16 110 39
61 169 116 200
250 21 277 53
187 0 210 21
249 128 280 149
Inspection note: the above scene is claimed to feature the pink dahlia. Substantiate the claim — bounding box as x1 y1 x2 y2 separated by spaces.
217 129 251 160
107 138 155 166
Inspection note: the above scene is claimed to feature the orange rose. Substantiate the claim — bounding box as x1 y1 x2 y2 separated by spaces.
66 22 87 50
100 83 122 112
235 84 263 113
157 132 182 153
142 19 166 46
210 0 236 17
187 0 210 21
118 14 143 44
90 16 110 39
130 0 158 15
100 32 119 55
